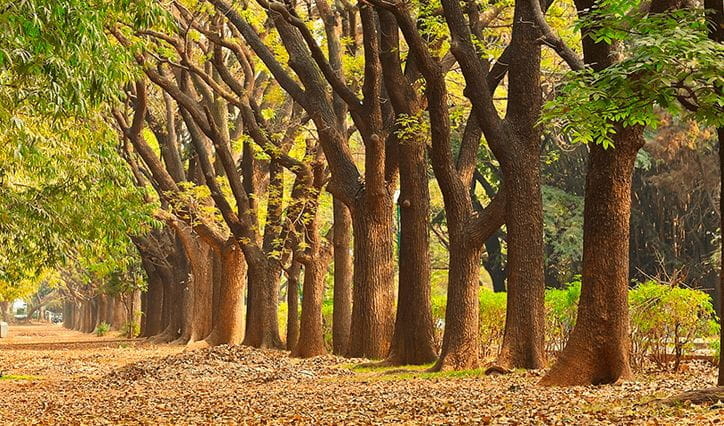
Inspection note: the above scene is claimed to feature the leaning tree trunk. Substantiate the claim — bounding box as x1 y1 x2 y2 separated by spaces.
387 140 437 365
204 242 247 346
332 199 353 355
286 260 302 352
497 151 546 369
348 197 396 359
434 235 484 371
542 128 643 385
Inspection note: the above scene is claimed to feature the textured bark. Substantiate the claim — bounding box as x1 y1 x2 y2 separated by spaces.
140 257 165 338
378 11 437 365
204 242 247 346
293 259 330 358
332 199 353 355
348 198 396 359
243 252 283 348
497 153 546 369
286 261 302 352
112 295 128 331
387 143 437 365
541 128 643 385
492 0 546 370
435 240 485 370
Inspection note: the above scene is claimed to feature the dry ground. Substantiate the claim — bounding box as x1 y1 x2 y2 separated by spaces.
0 324 721 425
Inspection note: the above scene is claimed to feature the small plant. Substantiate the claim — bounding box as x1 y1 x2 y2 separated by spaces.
94 322 111 337
120 320 140 338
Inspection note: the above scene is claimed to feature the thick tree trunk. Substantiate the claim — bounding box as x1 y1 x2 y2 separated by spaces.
243 252 283 348
497 153 546 369
434 237 484 371
332 199 353 355
73 301 83 331
542 128 643 385
112 295 127 331
348 198 396 359
153 239 187 342
204 242 247 346
293 258 330 358
62 301 72 328
286 261 302 352
387 140 437 365
189 244 214 342
140 258 165 338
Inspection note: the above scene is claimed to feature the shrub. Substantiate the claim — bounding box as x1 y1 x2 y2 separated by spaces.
544 278 581 353
95 322 111 337
629 281 719 371
478 290 507 359
121 319 140 338
430 294 447 352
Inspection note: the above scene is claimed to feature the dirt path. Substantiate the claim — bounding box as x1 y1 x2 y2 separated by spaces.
0 324 721 424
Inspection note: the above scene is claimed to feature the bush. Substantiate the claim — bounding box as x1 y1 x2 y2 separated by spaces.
629 281 719 371
95 322 111 337
544 278 581 353
478 290 507 358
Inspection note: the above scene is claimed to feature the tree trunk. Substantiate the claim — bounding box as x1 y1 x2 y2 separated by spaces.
541 128 643 385
348 197 396 359
434 237 484 371
112 295 128 331
717 127 723 386
286 260 302 352
140 257 165 338
243 252 283 348
497 152 546 369
387 140 437 365
0 301 9 323
204 242 247 346
153 238 187 342
332 199 353 355
293 258 329 358
190 243 214 342
484 233 506 292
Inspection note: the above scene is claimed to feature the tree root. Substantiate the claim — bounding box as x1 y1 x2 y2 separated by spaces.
659 387 724 405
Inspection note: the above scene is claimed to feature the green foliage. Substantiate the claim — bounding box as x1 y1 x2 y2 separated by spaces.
94 321 111 337
542 8 723 147
629 281 719 371
544 278 582 352
477 290 507 358
121 318 141 338
542 186 583 285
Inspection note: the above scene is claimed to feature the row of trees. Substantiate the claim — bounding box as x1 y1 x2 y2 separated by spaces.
3 0 722 386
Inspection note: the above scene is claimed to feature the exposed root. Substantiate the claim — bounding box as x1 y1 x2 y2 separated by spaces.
660 387 724 405
485 365 513 376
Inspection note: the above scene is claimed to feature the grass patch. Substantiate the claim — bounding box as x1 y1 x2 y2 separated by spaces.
0 374 43 381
